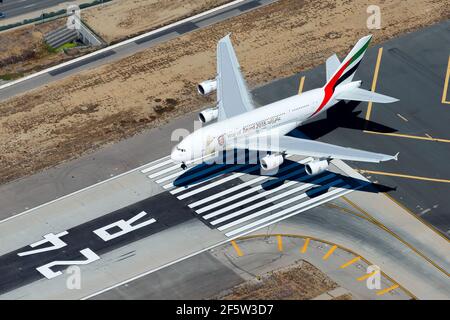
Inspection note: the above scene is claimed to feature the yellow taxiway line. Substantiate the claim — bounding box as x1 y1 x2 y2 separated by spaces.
322 245 337 260
357 169 450 184
340 256 361 269
298 76 305 95
363 50 450 142
364 130 450 143
442 56 450 104
230 240 243 257
277 235 283 251
300 237 310 253
365 47 383 122
377 284 400 296
357 270 379 281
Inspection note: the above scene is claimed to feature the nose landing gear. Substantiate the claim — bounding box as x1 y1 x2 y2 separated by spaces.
181 162 187 170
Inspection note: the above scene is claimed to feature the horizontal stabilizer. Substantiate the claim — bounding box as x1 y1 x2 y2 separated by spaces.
336 87 399 103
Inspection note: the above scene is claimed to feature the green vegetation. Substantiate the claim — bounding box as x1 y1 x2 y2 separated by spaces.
45 42 79 53
0 73 24 81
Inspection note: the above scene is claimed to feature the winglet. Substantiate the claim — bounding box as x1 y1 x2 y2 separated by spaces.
393 152 399 161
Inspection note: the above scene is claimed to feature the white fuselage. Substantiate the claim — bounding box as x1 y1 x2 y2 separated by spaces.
171 87 340 163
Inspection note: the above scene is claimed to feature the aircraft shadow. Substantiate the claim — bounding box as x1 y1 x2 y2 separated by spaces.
293 100 397 140
173 151 395 195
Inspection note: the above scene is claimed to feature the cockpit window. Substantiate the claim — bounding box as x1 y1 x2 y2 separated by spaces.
176 147 186 152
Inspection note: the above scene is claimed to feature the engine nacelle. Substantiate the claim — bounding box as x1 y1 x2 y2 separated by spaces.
198 107 219 123
305 160 329 175
260 154 284 171
197 79 217 96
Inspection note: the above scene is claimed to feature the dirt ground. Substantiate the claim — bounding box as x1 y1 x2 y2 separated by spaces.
83 0 231 43
218 260 338 299
0 18 69 79
0 0 448 184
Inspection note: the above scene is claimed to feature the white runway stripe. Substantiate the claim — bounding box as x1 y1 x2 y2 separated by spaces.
209 174 335 224
159 169 186 185
188 157 312 209
141 157 172 174
199 166 312 216
218 179 344 231
225 184 352 237
149 163 182 179
171 153 249 195
164 155 251 194
176 164 260 200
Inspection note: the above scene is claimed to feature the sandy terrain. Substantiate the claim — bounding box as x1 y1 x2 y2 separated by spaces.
83 0 231 43
218 260 338 299
0 0 448 184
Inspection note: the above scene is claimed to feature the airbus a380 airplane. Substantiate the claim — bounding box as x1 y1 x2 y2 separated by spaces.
171 34 399 175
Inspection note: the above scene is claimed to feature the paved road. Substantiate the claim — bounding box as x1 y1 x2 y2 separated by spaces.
0 0 71 18
0 0 275 101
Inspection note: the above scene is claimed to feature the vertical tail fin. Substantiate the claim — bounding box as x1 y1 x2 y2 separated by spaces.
327 34 372 88
309 35 372 118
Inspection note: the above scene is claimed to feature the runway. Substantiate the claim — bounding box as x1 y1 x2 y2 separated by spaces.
0 0 71 19
0 19 449 299
0 153 364 295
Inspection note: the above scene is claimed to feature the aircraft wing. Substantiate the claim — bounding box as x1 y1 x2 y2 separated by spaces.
216 34 255 121
231 135 398 163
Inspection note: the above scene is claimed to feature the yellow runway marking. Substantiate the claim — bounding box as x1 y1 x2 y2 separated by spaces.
357 270 379 281
300 238 310 253
357 169 450 184
322 245 337 260
363 50 450 143
298 76 305 95
377 284 400 296
364 130 450 143
340 256 361 269
365 47 383 122
230 240 243 257
277 235 283 251
442 56 450 104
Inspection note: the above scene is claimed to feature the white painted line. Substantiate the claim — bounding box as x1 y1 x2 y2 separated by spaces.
188 157 310 208
225 184 352 237
210 174 335 225
0 0 248 92
200 166 310 216
149 163 182 179
397 113 408 122
177 165 259 200
175 154 296 198
217 179 342 231
82 169 361 300
0 155 169 225
171 153 248 195
140 158 172 174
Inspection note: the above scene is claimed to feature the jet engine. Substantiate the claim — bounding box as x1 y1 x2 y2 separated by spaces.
197 79 217 96
198 107 219 123
305 160 329 175
260 154 284 171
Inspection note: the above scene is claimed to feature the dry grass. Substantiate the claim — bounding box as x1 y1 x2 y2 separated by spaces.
0 0 448 184
83 0 231 43
219 261 338 300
